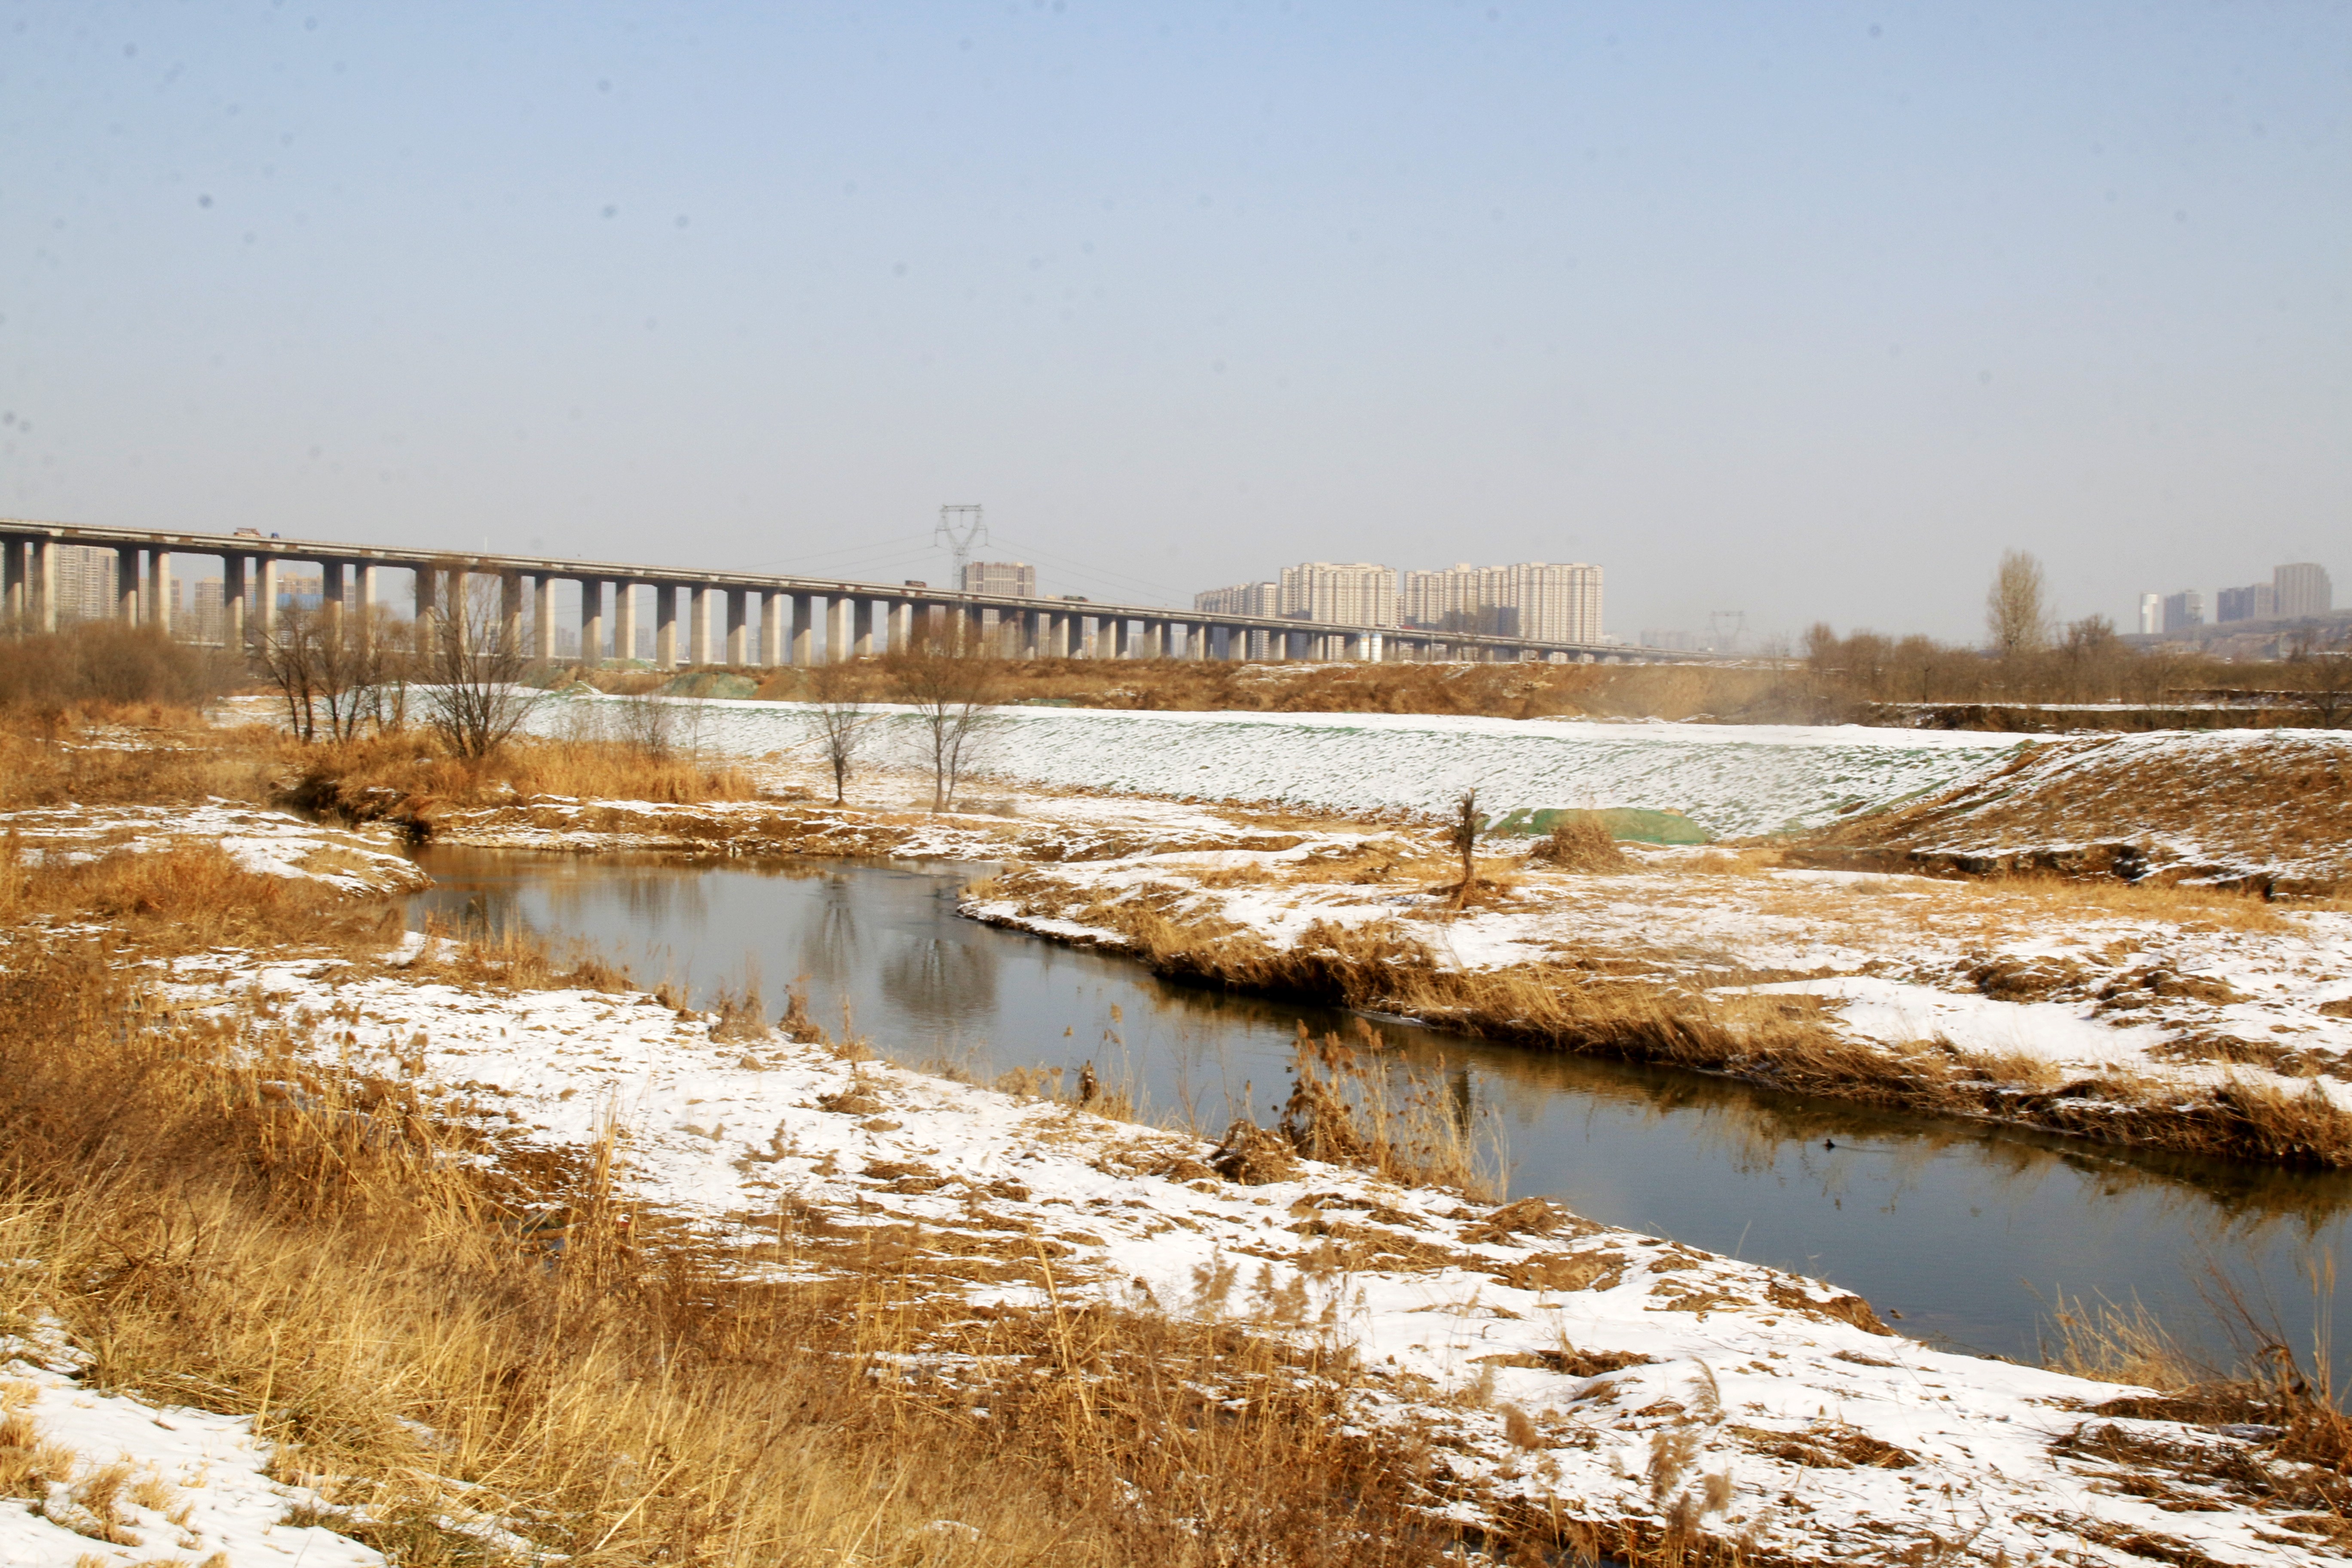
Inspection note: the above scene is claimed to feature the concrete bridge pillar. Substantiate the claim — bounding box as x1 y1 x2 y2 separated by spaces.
358 563 381 622
32 539 57 634
319 560 346 625
533 575 557 661
852 598 875 659
579 580 606 667
654 585 679 667
497 571 523 654
150 552 174 633
824 595 852 662
3 541 23 628
613 582 637 664
790 593 814 665
687 586 711 666
256 557 282 644
887 598 913 654
408 564 434 654
760 590 784 665
726 589 750 665
1038 610 1066 658
116 547 141 624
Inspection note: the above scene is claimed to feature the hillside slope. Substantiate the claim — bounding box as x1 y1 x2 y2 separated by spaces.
1796 729 2352 892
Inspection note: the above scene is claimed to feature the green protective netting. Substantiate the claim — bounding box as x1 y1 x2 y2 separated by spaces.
1485 806 1711 845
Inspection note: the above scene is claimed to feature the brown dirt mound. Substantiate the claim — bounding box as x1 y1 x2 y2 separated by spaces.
1791 730 2352 894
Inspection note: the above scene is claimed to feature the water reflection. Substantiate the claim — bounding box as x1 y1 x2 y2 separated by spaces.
409 847 2350 1373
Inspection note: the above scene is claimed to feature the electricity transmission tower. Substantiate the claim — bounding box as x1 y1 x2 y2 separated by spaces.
936 505 987 587
1706 611 1746 652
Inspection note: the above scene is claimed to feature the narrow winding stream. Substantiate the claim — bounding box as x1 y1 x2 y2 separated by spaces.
410 847 2352 1375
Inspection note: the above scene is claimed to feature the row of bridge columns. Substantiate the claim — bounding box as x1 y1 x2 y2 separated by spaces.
0 536 1605 666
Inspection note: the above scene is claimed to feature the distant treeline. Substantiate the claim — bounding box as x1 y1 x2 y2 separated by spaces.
0 622 235 719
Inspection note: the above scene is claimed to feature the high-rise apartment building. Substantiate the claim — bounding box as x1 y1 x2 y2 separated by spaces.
1277 563 1398 628
1400 561 1603 644
2275 562 2333 620
48 545 118 625
1490 562 1602 644
1194 581 1281 619
191 580 225 646
2216 582 2278 623
2138 593 2162 636
2162 590 2205 634
960 560 1037 597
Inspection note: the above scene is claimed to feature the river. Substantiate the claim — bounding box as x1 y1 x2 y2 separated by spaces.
410 845 2352 1375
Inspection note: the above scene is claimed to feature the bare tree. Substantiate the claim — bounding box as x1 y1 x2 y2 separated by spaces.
1447 787 1484 908
250 604 325 741
886 624 1003 812
805 658 873 804
2288 624 2352 728
1984 550 2052 660
255 601 413 744
422 576 546 759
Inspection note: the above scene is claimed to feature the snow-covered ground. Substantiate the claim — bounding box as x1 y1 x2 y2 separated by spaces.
518 693 2031 838
1 783 2338 1563
127 937 2341 1568
0 1322 387 1567
964 828 2352 1135
1 802 426 895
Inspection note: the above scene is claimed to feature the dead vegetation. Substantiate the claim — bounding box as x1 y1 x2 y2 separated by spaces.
976 876 2352 1169
281 729 757 836
0 862 1749 1568
1528 814 1628 873
1793 730 2352 894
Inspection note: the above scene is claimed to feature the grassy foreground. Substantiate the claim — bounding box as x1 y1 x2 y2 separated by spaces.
0 849 1485 1567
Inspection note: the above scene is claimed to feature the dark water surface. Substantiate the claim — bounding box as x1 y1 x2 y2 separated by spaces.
410 846 2352 1373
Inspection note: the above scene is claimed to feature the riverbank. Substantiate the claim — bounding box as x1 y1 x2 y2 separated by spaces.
2 801 2344 1567
413 732 2352 1170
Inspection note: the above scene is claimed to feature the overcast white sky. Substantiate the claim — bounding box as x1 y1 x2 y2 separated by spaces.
3 2 2345 641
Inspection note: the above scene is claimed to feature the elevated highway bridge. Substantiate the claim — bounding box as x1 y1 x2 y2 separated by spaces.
0 518 1712 668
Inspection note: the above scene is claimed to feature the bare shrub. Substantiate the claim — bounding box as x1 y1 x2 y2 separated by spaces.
0 623 228 720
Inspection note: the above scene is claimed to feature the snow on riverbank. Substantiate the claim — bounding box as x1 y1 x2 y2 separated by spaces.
521 694 2030 837
963 833 2352 1136
0 802 427 894
0 1324 386 1567
127 940 2343 1567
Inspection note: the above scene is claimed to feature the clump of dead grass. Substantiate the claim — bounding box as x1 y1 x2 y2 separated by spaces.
1274 1021 1499 1197
0 838 399 954
283 730 755 837
1526 815 1627 873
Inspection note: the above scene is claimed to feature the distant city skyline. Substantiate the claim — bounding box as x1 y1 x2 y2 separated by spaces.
3 4 2345 643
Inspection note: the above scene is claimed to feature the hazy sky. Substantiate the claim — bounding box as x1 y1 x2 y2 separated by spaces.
4 2 2346 641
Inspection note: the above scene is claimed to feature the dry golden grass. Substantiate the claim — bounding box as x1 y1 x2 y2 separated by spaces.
283 731 756 836
0 837 401 955
0 931 1597 1567
1804 731 2352 893
0 724 275 812
1527 816 1628 873
1006 882 2352 1168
